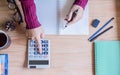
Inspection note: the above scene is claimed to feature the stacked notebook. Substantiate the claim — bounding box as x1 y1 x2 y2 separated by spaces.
94 41 120 75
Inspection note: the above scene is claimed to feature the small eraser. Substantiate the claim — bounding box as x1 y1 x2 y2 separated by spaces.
92 19 100 28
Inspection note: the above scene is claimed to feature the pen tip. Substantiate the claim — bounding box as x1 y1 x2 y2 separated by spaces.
112 17 115 19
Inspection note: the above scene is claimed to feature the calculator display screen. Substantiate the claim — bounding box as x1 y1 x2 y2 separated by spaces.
29 60 49 65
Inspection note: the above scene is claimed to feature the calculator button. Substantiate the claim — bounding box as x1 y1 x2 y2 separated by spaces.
34 44 38 47
29 55 33 58
44 40 48 43
44 52 48 55
39 56 42 58
34 52 38 55
42 52 45 55
30 40 34 43
43 48 48 51
44 44 48 47
34 56 38 58
42 48 45 51
37 52 40 54
42 44 45 47
30 51 34 54
34 48 37 51
45 48 48 51
29 52 32 54
29 48 33 51
42 40 48 43
30 43 33 47
44 55 48 58
34 41 36 43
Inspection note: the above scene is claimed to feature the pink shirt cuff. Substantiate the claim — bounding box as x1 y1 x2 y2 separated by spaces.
74 0 88 9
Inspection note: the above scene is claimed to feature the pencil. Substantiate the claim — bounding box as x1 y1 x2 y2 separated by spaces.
88 17 114 41
90 26 113 42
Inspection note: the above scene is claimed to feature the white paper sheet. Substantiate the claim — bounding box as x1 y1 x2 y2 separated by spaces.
35 0 89 35
35 0 58 34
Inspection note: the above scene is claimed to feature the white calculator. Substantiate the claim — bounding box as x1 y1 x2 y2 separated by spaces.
27 39 50 68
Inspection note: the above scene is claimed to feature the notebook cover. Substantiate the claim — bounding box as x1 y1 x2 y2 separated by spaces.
94 41 120 75
0 54 8 75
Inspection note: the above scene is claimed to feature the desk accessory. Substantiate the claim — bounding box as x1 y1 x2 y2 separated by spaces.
0 54 8 75
94 41 120 75
90 26 113 42
88 17 114 41
92 19 100 28
0 30 11 50
28 39 50 68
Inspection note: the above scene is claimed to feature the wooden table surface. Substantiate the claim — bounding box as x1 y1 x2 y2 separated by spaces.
0 0 120 75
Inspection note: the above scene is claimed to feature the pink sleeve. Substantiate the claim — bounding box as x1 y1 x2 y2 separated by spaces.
19 0 88 29
74 0 88 9
19 0 41 29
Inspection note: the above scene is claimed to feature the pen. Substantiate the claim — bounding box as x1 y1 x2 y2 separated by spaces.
65 9 79 28
88 17 114 41
90 26 113 42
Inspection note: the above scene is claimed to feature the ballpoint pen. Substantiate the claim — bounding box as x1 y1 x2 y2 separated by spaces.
65 9 79 28
90 26 113 42
88 17 114 41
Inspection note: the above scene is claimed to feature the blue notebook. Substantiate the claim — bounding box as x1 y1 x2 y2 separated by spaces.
0 54 8 75
94 41 120 75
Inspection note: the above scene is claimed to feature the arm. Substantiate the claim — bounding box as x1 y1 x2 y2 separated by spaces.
19 0 44 52
65 0 88 25
19 0 41 29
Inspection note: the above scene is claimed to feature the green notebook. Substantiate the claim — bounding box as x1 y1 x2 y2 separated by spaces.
94 41 120 75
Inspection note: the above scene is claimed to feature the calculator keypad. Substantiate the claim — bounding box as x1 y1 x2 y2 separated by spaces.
28 39 50 65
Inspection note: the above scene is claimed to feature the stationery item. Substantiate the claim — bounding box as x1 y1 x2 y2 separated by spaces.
92 19 100 28
90 26 113 42
65 9 79 28
28 39 50 68
94 41 120 75
0 30 11 50
35 0 89 35
88 17 114 40
0 54 8 75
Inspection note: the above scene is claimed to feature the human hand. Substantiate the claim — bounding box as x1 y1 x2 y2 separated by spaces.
65 4 84 26
26 26 44 52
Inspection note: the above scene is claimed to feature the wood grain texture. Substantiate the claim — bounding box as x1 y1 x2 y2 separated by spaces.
0 0 120 75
